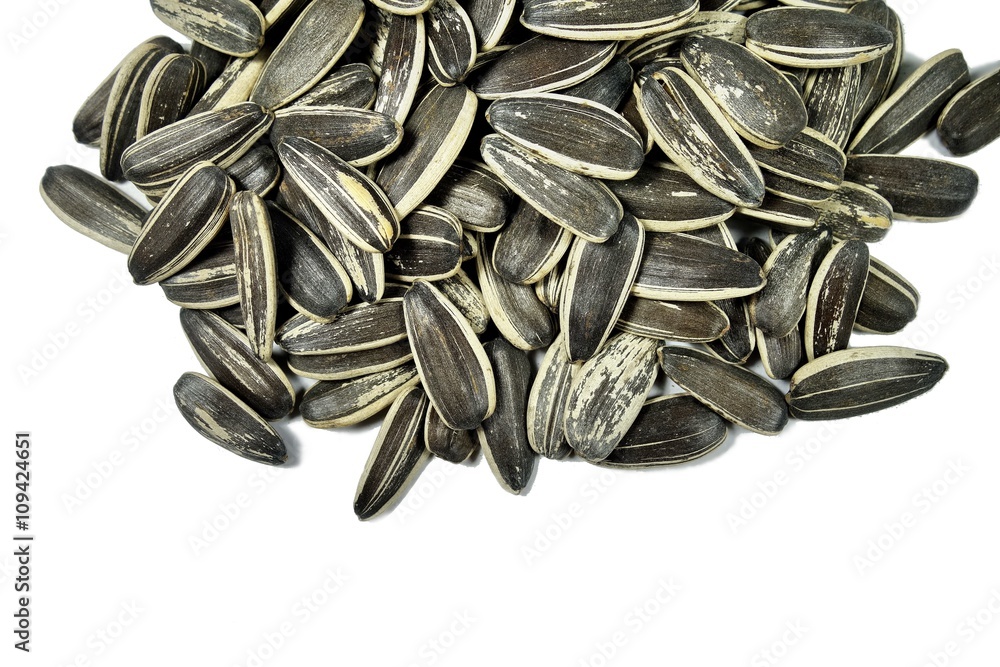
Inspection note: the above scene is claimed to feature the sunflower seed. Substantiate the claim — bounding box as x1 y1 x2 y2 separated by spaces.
471 36 617 99
385 206 464 282
757 325 804 380
353 385 431 519
432 271 489 335
561 54 633 109
561 213 644 362
937 67 1000 157
278 298 406 355
424 405 477 464
633 232 765 301
226 144 281 196
180 309 295 420
477 234 557 350
786 346 948 420
269 203 352 323
526 336 576 461
744 7 894 68
295 63 377 109
492 199 572 285
521 0 697 41
805 238 869 360
122 102 272 196
617 298 730 342
188 49 270 115
564 333 660 461
301 363 421 428
404 280 497 430
621 11 747 70
599 394 728 468
278 136 399 253
849 0 903 131
151 0 265 57
258 0 311 25
535 262 565 313
749 128 846 203
850 49 970 155
751 226 832 336
476 339 535 494
658 345 788 435
426 0 477 86
229 192 278 360
271 106 403 166
137 53 206 139
377 85 479 219
639 68 766 207
367 18 422 125
844 154 979 221
854 256 919 335
369 0 435 16
681 36 808 149
39 165 146 254
812 182 892 242
805 64 862 148
425 160 513 233
481 134 623 242
250 0 366 109
288 339 414 381
173 372 286 465
736 195 819 231
486 93 644 180
705 297 755 365
128 163 235 285
160 243 239 308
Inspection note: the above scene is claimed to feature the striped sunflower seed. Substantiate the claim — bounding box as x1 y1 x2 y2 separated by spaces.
526 336 576 461
735 195 819 232
295 63 378 110
277 299 406 355
128 162 235 285
492 199 572 285
150 0 265 57
369 0 435 16
465 0 516 51
173 372 286 465
751 225 833 337
230 192 278 360
855 256 919 335
937 67 1000 157
426 160 513 234
622 11 747 70
471 36 617 99
301 363 421 428
757 325 805 380
137 53 206 139
227 144 281 196
354 385 432 520
371 14 424 124
424 405 478 464
844 154 979 221
658 345 789 435
477 339 536 494
749 128 846 203
812 182 892 243
535 262 564 313
426 0 478 86
40 165 146 254
599 394 729 468
805 64 862 149
705 297 755 364
159 243 239 309
180 309 295 420
521 0 698 41
288 340 414 381
404 280 497 431
187 48 270 116
271 107 402 166
435 270 491 334
385 206 464 282
617 298 730 342
786 346 948 420
744 7 895 68
804 238 870 360
564 333 661 461
849 0 903 132
633 232 765 301
561 55 634 110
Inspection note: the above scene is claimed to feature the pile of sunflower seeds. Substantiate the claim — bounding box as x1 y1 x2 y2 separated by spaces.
40 0 997 520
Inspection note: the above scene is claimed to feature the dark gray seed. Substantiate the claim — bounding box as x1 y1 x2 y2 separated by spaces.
617 298 730 342
404 281 497 431
226 144 281 196
295 63 377 109
535 262 564 313
377 85 479 218
762 174 837 205
751 226 832 337
606 161 736 232
805 239 869 360
269 203 352 323
749 128 846 197
850 49 970 155
250 0 365 109
526 336 576 461
480 134 623 242
486 93 644 180
492 199 572 285
369 0 434 15
425 406 477 464
639 68 766 207
705 297 755 365
151 0 265 57
230 192 278 360
465 0 516 51
658 345 788 435
288 340 414 381
849 0 903 131
564 333 661 461
522 0 698 41
271 106 403 166
278 136 399 253
355 385 432 520
844 155 978 221
744 7 894 68
426 0 477 86
855 256 919 335
190 40 232 82
477 339 535 494
812 182 892 242
180 309 295 420
372 13 425 124
621 12 747 70
477 234 557 350
786 347 948 420
735 195 819 232
633 232 765 301
561 213 645 362
128 163 234 285
757 325 804 380
100 43 169 181
122 102 273 196
301 363 421 428
39 165 146 253
138 54 206 139
471 36 617 99
425 159 513 233
937 67 1000 157
681 35 808 148
600 394 728 468
188 50 270 116
159 243 239 308
806 64 862 148
561 55 633 110
385 206 464 282
173 372 286 465
435 270 491 334
278 300 406 355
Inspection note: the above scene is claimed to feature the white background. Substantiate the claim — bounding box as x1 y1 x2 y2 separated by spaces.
3 1 1000 665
